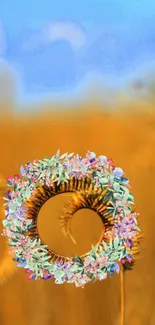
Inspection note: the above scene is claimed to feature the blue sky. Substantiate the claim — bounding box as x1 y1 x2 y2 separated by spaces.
0 0 155 101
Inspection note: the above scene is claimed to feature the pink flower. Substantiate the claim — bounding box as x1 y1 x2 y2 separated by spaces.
128 257 133 263
121 259 126 264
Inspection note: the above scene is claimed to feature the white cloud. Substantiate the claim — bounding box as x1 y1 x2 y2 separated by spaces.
22 21 86 52
44 21 86 51
0 21 6 56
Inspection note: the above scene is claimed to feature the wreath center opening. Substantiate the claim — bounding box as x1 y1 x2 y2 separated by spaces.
37 193 104 257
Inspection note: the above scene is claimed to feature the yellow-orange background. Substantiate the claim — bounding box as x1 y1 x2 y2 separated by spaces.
0 95 155 325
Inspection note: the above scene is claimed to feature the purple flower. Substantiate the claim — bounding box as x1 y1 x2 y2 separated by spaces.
43 275 53 280
90 158 96 163
63 262 71 270
114 263 120 274
20 165 25 176
27 274 36 280
17 261 27 268
113 168 124 178
124 221 130 226
63 162 70 168
127 239 133 249
56 259 64 266
6 190 12 200
13 206 27 220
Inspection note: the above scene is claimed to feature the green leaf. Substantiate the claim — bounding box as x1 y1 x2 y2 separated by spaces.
109 238 113 250
44 262 51 267
102 192 112 203
99 246 105 255
55 149 60 158
16 226 25 234
105 208 114 216
113 182 120 191
89 273 94 280
31 239 38 248
123 191 129 203
37 173 43 180
6 214 12 220
20 189 26 197
91 253 96 260
14 184 19 191
12 238 18 243
70 264 79 272
100 177 108 184
8 242 16 246
124 207 131 214
60 153 68 159
128 193 134 203
134 225 141 231
113 193 122 200
2 220 11 227
51 171 58 180
13 219 21 227
114 236 120 250
40 255 51 262
67 153 74 158
16 198 23 206
109 175 114 183
102 241 109 252
120 247 126 258
46 169 52 177
109 253 119 262
55 270 65 279
26 187 31 199
9 204 17 213
73 256 84 265
91 245 97 254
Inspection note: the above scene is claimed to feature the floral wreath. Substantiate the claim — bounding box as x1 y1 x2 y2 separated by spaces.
2 150 141 288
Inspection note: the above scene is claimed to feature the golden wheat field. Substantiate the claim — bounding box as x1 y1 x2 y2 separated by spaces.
0 95 155 325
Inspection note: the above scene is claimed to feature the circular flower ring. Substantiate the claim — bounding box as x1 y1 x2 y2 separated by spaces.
2 150 141 287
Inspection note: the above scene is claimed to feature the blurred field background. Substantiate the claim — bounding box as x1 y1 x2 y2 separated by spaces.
1 0 155 323
0 83 155 325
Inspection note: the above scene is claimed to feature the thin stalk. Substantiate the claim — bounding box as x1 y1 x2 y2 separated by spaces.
120 265 125 325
